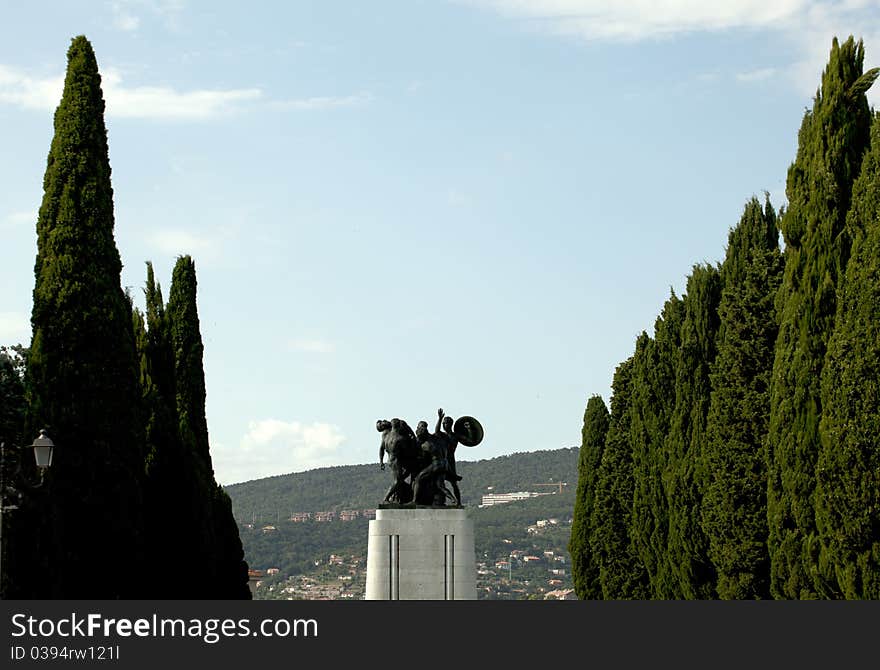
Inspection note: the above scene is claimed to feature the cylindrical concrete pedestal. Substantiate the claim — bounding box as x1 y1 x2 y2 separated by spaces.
365 507 476 600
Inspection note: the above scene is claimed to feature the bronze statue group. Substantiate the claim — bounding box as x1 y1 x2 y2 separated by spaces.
377 408 467 507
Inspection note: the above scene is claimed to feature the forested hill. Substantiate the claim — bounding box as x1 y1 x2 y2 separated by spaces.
225 447 579 522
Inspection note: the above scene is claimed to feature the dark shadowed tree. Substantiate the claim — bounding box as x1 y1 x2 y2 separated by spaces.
570 394 610 599
135 263 204 597
0 345 27 598
167 255 250 598
628 293 684 598
0 346 26 446
21 35 146 598
591 355 648 599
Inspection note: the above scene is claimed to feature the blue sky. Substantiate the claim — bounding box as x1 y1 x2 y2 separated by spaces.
2 1 879 485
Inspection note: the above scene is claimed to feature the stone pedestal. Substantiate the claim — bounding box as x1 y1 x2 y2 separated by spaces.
365 507 476 600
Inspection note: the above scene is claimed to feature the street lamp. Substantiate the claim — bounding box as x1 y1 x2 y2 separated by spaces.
0 429 56 598
30 429 55 470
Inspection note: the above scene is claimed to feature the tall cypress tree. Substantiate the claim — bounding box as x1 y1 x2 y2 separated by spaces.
591 354 648 599
629 294 684 598
23 35 146 598
570 394 610 599
665 264 722 599
167 256 249 598
702 197 782 599
766 36 877 598
135 262 202 597
816 113 880 599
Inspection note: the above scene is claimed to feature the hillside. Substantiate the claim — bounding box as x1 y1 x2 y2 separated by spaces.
225 447 579 522
225 447 580 599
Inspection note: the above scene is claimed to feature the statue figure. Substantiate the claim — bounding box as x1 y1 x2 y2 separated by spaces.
412 411 455 506
377 408 482 507
377 418 419 504
440 412 462 506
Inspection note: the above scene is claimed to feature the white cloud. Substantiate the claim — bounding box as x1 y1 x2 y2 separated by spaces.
2 210 35 228
0 312 30 343
113 11 141 32
213 419 347 483
0 64 375 120
736 67 777 83
460 0 807 41
271 92 373 111
288 339 336 353
109 0 185 32
101 69 262 119
462 1 880 103
147 229 217 256
0 64 261 120
0 65 64 112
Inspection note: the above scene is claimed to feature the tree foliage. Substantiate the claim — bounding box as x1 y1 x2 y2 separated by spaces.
591 356 648 598
816 113 880 598
20 35 146 598
702 198 782 599
570 394 610 599
628 295 683 597
766 36 876 599
665 264 722 599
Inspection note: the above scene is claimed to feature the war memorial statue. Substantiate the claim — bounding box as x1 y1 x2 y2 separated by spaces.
367 408 482 598
377 408 483 507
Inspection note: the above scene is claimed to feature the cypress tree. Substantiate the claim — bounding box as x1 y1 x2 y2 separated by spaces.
816 113 880 598
629 294 684 598
702 197 782 599
135 262 202 597
766 36 877 598
23 36 146 598
570 394 610 599
169 256 213 475
665 264 722 599
591 354 648 599
167 255 249 597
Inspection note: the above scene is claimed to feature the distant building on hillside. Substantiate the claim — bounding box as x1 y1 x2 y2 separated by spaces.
247 570 264 597
545 589 577 601
479 491 550 507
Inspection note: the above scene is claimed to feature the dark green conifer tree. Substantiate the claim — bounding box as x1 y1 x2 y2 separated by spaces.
591 354 648 599
135 263 204 596
167 255 249 598
665 264 722 599
0 346 27 598
702 198 782 599
22 36 146 598
570 394 610 599
766 36 877 598
0 346 26 446
816 114 880 599
628 294 684 598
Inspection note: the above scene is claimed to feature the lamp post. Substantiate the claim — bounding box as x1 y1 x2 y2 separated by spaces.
0 430 55 598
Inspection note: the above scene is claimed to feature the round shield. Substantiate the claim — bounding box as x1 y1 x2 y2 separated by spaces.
453 416 484 447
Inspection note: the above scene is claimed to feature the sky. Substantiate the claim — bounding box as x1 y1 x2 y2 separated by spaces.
2 1 879 485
